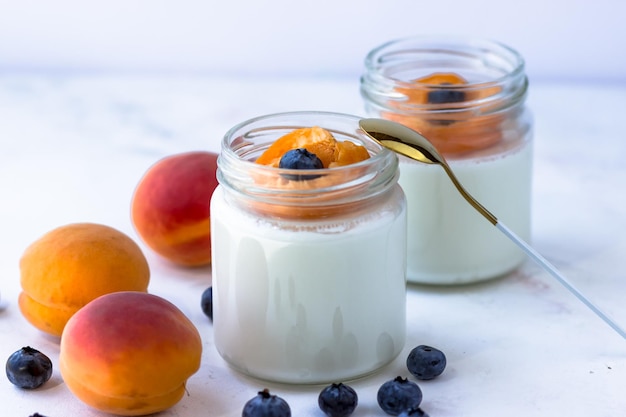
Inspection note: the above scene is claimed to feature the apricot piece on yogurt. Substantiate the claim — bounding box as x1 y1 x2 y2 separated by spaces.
389 72 504 155
333 139 371 167
256 126 370 168
256 126 337 168
396 72 468 104
252 127 372 219
18 223 150 337
60 291 202 416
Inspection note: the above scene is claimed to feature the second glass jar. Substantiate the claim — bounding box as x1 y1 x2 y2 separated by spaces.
361 36 533 285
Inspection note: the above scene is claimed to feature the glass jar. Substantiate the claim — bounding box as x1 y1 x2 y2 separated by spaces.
361 36 533 285
211 111 407 384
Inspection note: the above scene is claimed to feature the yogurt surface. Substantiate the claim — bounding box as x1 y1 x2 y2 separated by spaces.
211 185 406 383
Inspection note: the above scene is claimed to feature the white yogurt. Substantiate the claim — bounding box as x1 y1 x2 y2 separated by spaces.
400 139 533 284
211 185 406 383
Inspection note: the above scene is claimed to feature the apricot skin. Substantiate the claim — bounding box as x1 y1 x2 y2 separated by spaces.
19 223 150 337
60 291 202 416
131 151 219 267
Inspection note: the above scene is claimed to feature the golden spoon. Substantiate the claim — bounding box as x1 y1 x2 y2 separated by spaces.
359 117 626 340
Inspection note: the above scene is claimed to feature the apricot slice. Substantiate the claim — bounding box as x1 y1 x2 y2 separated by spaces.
389 72 503 155
252 126 372 219
256 126 337 168
331 140 372 167
396 72 468 105
256 126 370 168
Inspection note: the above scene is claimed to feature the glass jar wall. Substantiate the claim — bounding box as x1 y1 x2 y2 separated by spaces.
361 36 533 284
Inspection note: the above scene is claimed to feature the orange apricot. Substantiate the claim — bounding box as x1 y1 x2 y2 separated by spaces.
256 126 339 168
18 223 150 337
331 140 372 167
252 126 373 219
60 292 202 416
256 126 370 168
131 151 218 267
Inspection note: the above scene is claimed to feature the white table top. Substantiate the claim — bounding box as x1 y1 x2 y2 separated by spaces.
1 74 625 417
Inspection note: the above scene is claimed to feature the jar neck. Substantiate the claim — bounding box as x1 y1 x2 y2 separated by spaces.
217 111 400 220
360 36 528 116
360 37 530 157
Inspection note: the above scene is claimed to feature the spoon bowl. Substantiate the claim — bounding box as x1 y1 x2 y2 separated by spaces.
359 118 497 225
359 118 442 165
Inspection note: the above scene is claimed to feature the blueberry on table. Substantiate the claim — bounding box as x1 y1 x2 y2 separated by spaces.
377 376 423 416
406 345 447 380
5 346 53 389
278 148 324 180
318 382 358 417
200 287 213 321
398 407 430 417
242 389 291 417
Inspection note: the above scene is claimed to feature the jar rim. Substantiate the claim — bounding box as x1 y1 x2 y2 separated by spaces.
360 37 531 157
218 111 400 218
360 36 529 118
220 110 395 178
363 35 525 86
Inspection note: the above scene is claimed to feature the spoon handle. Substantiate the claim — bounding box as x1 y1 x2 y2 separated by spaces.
358 117 625 339
443 161 625 339
496 221 626 340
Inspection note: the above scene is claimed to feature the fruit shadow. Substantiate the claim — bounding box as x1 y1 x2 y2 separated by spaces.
35 373 65 391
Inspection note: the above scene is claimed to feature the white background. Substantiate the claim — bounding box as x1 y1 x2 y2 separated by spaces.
1 0 625 83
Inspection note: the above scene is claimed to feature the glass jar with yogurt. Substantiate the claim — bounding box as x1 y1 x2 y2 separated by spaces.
211 111 407 384
360 36 533 285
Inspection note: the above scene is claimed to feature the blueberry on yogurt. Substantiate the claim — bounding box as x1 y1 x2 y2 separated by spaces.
279 148 324 180
427 87 466 104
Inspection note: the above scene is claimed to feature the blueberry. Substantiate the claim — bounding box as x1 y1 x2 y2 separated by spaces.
427 86 466 104
242 389 291 417
318 382 358 417
29 414 49 417
6 346 53 389
278 148 323 180
377 376 423 416
398 407 430 417
200 287 213 321
406 345 446 380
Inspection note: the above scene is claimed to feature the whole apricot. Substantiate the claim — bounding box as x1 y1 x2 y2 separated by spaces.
131 151 219 267
19 223 150 337
60 291 202 416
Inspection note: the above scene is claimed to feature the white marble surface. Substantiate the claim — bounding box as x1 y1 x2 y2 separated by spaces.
0 74 625 417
